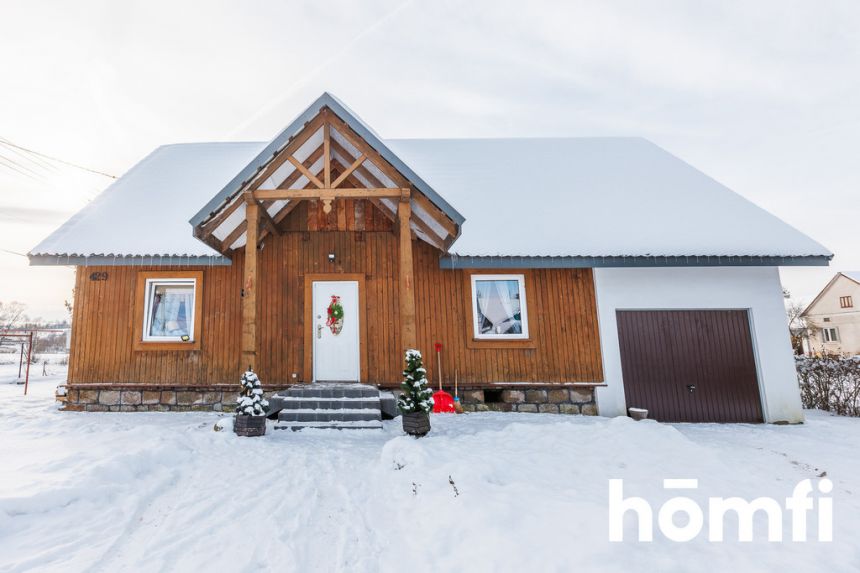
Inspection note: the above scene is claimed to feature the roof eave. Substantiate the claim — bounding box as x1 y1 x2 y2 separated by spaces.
440 254 832 269
28 254 233 267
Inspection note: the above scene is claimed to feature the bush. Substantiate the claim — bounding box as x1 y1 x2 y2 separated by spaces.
796 356 860 417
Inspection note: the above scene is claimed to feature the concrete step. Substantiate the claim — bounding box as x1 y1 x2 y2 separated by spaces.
271 383 384 430
275 420 384 431
277 398 380 410
277 410 382 423
279 384 379 399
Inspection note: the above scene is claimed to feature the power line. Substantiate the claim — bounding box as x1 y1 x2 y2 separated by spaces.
0 154 45 182
0 138 117 179
0 138 59 174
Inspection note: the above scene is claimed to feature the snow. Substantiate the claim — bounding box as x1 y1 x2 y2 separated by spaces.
29 142 266 260
1 364 858 571
29 98 830 263
386 137 831 258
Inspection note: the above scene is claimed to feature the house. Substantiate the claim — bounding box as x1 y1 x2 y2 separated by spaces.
801 272 860 356
29 93 832 424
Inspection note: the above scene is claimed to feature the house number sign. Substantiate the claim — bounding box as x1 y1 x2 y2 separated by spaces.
89 272 109 281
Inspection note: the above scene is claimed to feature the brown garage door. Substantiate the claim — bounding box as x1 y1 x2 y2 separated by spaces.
616 310 763 423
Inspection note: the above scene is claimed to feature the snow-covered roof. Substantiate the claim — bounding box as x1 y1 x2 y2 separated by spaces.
30 142 265 265
30 98 831 267
386 137 831 261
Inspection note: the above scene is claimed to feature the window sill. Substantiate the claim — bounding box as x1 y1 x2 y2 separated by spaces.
466 337 537 350
133 340 201 352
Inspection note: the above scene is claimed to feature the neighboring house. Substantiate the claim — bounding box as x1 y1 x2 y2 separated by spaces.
801 272 860 356
29 93 832 424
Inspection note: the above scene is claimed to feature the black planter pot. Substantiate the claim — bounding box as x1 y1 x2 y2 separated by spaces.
401 411 431 437
234 414 267 437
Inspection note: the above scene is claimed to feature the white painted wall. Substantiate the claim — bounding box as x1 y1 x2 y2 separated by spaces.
593 266 803 424
803 274 860 356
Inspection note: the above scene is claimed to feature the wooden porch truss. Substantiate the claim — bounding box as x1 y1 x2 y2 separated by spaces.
194 106 459 370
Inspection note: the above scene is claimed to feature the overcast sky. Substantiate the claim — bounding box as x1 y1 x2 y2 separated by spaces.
1 0 858 320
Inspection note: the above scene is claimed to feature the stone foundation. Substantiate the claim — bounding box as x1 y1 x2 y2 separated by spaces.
459 386 599 415
61 385 290 412
62 384 600 415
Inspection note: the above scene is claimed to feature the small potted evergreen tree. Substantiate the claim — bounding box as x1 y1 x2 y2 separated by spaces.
397 349 434 437
234 368 269 437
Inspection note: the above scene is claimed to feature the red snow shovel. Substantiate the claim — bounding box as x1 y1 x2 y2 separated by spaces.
432 342 455 413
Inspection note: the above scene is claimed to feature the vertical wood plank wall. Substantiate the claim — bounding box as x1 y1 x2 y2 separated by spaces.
68 201 604 387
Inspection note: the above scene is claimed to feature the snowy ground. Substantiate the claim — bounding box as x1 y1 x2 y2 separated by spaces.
1 365 859 572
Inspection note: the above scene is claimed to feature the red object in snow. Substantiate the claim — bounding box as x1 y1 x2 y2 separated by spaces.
433 390 456 413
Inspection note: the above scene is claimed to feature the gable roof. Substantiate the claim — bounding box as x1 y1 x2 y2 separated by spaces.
386 137 831 265
802 272 860 316
30 93 832 267
30 142 265 265
841 272 860 285
190 92 464 232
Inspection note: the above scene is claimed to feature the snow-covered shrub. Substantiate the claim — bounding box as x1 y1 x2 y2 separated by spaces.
236 369 269 416
796 356 860 417
397 349 434 414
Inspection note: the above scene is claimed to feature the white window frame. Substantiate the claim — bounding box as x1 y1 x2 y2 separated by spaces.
470 274 529 340
823 327 839 343
142 278 198 342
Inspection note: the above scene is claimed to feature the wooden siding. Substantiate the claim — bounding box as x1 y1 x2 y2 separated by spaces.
68 205 603 387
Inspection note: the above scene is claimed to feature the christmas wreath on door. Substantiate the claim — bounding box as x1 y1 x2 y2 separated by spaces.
326 295 344 335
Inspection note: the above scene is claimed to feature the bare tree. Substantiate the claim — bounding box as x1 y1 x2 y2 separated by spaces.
785 296 817 355
0 301 29 347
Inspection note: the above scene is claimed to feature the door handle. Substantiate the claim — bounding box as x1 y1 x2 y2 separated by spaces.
686 384 696 393
317 324 323 339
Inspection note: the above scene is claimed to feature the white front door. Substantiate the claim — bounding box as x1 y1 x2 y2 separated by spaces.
312 280 360 382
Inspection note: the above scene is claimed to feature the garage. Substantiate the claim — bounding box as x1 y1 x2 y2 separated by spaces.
616 309 764 423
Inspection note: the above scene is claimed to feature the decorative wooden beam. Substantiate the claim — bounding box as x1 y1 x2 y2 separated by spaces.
201 196 242 235
331 140 451 245
248 113 326 191
193 227 226 253
408 210 445 251
398 195 417 352
331 153 366 189
323 122 331 188
326 112 410 188
287 156 324 189
223 221 247 251
241 196 259 371
276 146 324 190
257 201 280 238
253 188 404 201
410 188 457 238
329 158 398 226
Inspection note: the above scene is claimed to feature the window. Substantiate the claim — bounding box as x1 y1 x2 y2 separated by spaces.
143 279 197 341
134 271 203 350
840 296 853 308
823 327 839 343
823 317 831 322
470 274 529 339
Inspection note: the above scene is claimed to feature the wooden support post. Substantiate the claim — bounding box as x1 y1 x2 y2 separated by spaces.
398 190 417 353
241 195 259 371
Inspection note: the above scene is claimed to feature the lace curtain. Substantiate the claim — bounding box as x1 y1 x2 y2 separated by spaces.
475 279 522 335
148 284 194 337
